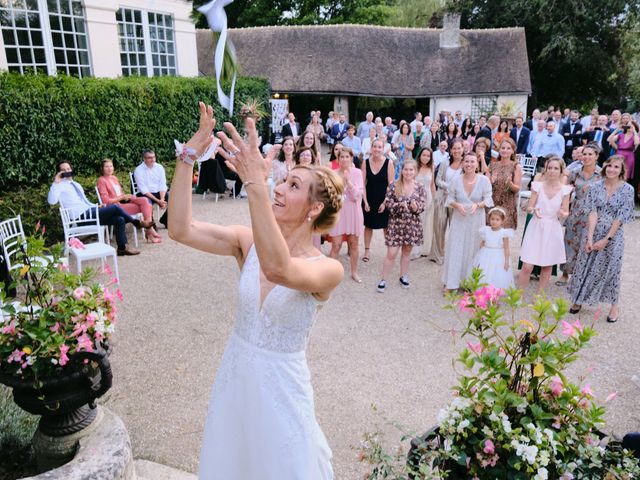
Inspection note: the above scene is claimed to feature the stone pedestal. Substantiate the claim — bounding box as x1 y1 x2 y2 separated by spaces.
24 407 134 480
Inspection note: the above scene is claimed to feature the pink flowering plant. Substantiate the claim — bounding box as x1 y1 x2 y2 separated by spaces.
360 269 640 479
0 225 120 382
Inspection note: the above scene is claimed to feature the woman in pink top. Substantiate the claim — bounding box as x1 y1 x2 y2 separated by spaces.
329 147 364 283
97 159 162 243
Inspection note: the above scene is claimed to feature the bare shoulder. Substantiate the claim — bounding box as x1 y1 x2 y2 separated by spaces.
307 255 344 301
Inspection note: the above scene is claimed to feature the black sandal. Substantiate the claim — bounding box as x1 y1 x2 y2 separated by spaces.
362 248 370 262
606 316 619 323
569 304 582 314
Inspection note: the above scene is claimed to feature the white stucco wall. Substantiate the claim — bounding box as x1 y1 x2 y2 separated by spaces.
0 0 197 77
431 94 529 120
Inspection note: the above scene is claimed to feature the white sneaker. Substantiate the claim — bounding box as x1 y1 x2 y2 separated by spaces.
399 276 410 289
376 280 386 293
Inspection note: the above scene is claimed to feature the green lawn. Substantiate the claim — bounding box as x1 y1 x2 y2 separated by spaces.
0 385 38 480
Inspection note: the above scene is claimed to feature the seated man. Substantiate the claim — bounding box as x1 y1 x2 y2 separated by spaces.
134 149 169 227
48 161 152 256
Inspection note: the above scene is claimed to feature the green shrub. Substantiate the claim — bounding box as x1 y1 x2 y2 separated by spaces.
0 73 270 190
0 72 266 242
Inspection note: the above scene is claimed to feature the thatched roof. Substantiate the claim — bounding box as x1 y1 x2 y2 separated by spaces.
196 24 531 98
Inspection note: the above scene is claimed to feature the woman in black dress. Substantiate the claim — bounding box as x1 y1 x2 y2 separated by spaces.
361 138 395 262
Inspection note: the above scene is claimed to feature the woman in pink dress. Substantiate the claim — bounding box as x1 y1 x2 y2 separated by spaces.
607 119 640 179
97 159 161 243
329 147 364 282
518 156 572 292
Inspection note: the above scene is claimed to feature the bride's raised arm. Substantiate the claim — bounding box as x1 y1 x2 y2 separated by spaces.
218 119 345 299
168 102 252 265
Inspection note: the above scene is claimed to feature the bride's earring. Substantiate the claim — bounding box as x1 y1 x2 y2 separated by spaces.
307 216 311 222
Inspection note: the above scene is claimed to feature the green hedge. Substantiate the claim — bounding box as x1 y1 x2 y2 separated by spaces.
0 73 269 243
0 73 270 189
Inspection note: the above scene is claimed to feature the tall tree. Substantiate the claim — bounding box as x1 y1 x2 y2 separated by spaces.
446 0 633 109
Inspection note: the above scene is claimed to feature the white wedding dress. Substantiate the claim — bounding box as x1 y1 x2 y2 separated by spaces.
198 246 334 480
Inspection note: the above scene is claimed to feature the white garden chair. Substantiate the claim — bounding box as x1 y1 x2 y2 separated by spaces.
130 172 161 221
59 207 119 283
95 187 143 247
0 215 67 273
518 156 538 206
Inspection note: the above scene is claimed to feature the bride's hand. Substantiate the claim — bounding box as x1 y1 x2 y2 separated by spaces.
185 102 218 158
218 118 274 183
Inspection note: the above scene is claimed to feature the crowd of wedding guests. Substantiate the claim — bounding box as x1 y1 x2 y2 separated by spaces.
273 106 637 323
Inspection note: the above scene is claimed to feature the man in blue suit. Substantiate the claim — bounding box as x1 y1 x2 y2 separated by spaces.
509 116 530 155
331 113 348 143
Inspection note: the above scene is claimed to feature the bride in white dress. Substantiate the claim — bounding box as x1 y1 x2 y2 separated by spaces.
168 103 345 480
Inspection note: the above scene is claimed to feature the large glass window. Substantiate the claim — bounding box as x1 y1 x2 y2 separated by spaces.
116 7 176 77
0 0 91 77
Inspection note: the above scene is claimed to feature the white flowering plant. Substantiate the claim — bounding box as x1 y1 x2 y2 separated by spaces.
0 225 120 382
360 269 640 479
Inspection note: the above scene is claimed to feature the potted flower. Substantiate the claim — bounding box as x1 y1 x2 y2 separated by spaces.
0 224 118 466
360 269 640 479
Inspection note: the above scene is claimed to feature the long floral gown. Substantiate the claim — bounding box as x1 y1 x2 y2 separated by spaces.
568 181 635 306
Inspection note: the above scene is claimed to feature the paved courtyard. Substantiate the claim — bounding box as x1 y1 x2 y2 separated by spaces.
103 193 640 479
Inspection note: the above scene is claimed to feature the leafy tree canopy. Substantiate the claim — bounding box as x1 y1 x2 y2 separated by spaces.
446 0 634 109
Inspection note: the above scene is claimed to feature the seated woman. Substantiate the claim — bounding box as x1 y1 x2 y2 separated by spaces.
97 159 162 243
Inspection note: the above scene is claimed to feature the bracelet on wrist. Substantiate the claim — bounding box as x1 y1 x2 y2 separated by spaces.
174 139 218 166
244 181 268 188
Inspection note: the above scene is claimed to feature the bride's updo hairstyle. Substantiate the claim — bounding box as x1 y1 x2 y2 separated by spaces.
293 165 344 233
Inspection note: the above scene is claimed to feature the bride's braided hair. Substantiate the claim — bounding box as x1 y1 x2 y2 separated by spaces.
292 165 344 233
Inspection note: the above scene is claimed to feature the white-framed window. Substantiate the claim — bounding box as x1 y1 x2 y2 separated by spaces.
116 7 176 77
0 0 91 77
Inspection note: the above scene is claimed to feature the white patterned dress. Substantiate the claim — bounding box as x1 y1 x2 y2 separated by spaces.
198 246 333 480
442 175 494 289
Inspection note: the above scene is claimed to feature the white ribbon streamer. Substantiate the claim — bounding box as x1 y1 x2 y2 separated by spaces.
198 0 236 115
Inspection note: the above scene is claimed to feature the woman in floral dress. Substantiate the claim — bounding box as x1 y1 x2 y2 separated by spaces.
376 160 425 292
568 156 635 322
488 138 522 229
556 143 602 286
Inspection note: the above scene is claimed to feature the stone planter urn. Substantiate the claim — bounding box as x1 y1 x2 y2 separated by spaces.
0 345 112 471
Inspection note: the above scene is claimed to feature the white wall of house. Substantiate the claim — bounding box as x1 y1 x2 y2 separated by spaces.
0 0 198 77
431 94 528 120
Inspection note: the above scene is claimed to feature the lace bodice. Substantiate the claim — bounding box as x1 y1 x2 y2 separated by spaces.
233 246 323 353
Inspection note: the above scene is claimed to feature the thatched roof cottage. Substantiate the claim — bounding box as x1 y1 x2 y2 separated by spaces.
196 15 531 126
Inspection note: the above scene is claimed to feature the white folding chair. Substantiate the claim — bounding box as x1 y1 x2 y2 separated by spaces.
95 187 143 247
0 215 67 273
130 172 161 221
518 156 538 206
59 207 119 283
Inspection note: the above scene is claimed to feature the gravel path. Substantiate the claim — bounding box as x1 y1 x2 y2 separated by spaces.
102 193 640 479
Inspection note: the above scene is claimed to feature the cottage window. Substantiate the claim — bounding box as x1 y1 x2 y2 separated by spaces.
116 7 176 77
0 0 91 77
470 96 498 122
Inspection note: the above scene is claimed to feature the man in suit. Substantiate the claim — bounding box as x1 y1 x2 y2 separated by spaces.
560 110 583 160
331 113 348 143
524 109 540 130
510 116 530 155
551 111 564 133
582 114 611 164
281 112 301 141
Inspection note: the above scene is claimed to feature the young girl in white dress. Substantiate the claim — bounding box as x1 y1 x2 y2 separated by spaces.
169 103 345 480
473 207 515 289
